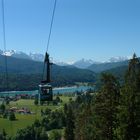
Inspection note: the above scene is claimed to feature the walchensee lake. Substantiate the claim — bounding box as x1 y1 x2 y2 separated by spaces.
0 86 94 97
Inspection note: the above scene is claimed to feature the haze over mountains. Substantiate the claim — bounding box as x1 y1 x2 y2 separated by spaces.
0 49 130 69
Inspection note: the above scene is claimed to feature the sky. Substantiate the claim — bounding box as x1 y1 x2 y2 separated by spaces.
0 0 140 62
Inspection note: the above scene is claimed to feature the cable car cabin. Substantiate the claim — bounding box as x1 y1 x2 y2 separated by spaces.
39 83 53 101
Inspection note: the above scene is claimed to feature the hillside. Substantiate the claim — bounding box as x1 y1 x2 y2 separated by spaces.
102 65 128 83
0 55 43 74
88 60 129 73
0 55 96 91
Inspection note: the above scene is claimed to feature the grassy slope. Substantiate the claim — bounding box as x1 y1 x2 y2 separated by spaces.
0 96 74 136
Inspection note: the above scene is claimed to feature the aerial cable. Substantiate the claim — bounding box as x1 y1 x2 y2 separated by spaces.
1 0 13 135
1 0 9 91
42 0 58 80
46 0 57 52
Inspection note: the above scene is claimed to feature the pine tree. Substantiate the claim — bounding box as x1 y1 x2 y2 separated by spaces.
65 104 75 140
74 103 94 140
0 104 5 114
34 98 38 105
118 53 140 140
74 93 94 140
9 112 16 121
0 129 7 140
94 73 120 140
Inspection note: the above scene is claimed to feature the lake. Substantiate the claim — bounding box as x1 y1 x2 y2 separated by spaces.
0 86 94 97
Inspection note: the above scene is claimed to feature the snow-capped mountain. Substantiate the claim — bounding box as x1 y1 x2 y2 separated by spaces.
29 53 44 62
53 60 76 66
72 59 99 69
1 50 31 60
0 50 3 55
107 56 129 63
53 60 69 66
0 50 45 61
12 51 31 60
2 50 15 56
0 49 130 68
71 57 130 69
53 59 99 68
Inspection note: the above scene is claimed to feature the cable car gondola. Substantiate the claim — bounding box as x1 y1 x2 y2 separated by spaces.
38 0 57 103
38 52 53 102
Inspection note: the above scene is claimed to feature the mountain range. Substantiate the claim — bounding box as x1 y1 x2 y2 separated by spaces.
0 54 96 91
0 50 133 91
87 60 129 73
0 50 44 62
0 49 130 69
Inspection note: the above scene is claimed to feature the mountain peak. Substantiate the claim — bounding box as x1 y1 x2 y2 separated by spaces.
29 52 44 62
107 56 129 63
72 59 99 69
0 49 130 68
2 50 15 56
0 49 44 61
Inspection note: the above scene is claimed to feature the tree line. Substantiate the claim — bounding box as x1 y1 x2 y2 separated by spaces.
64 54 140 140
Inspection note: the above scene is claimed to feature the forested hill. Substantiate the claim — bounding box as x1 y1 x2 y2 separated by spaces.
0 54 43 74
0 55 96 91
102 65 128 83
88 60 129 73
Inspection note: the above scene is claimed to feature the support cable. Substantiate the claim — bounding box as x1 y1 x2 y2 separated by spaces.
1 0 13 135
46 0 57 52
1 0 9 91
42 0 57 80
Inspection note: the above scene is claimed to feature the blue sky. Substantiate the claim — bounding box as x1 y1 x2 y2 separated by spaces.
0 0 140 62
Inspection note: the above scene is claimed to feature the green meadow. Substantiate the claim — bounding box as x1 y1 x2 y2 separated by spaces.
0 95 74 136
